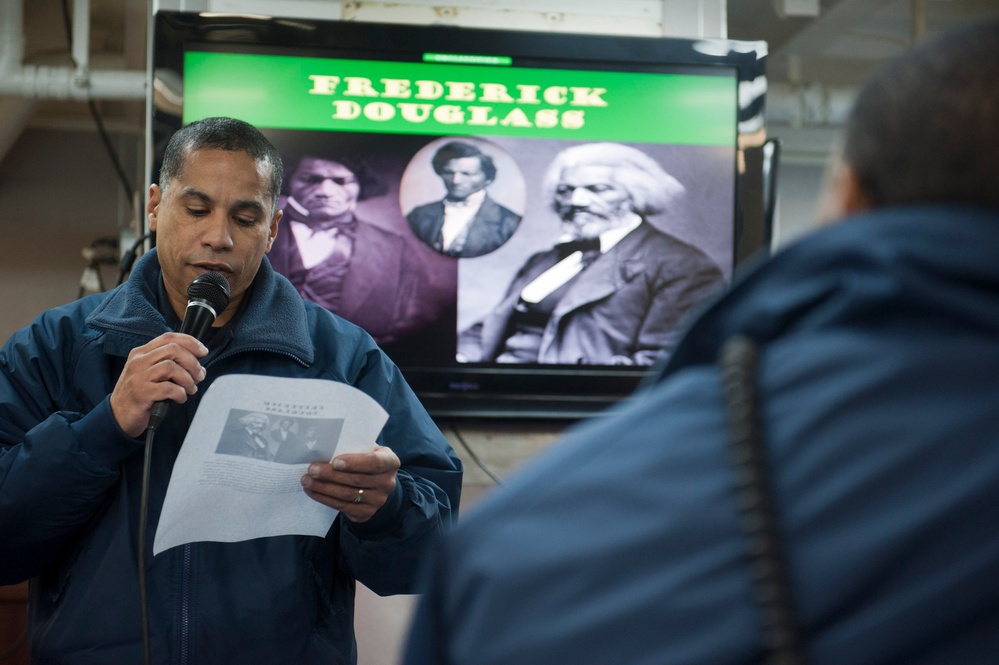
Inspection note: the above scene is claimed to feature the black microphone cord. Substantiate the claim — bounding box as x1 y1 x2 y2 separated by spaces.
134 273 230 665
138 425 157 665
117 232 154 287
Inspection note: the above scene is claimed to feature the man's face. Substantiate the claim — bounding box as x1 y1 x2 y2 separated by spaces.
440 156 491 202
147 148 280 326
289 157 360 222
553 165 634 239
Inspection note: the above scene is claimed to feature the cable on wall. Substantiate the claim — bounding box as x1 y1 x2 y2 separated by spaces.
448 424 505 485
58 0 136 209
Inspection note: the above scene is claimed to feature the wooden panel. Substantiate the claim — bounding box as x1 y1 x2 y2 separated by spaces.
0 582 29 665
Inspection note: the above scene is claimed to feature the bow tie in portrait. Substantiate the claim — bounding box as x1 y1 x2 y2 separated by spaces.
555 237 601 260
310 218 357 235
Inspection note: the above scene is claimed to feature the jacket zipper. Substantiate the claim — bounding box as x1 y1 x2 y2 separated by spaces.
205 346 309 370
174 347 304 665
181 543 192 665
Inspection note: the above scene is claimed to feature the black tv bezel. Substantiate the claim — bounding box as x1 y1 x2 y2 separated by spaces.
149 11 768 420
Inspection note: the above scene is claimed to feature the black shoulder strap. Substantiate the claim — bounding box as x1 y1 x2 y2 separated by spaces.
719 335 809 665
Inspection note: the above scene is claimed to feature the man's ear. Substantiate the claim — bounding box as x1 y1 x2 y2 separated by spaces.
815 161 872 225
146 184 162 232
837 164 873 216
266 208 283 253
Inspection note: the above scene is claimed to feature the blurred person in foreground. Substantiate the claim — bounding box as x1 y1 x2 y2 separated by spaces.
0 116 462 664
404 19 999 665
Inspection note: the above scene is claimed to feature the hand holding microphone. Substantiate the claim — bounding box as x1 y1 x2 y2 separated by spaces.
110 273 231 437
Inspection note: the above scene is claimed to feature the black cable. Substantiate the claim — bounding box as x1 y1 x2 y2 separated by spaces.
719 336 808 665
87 97 137 205
137 426 156 665
117 231 155 286
448 424 504 485
59 0 137 210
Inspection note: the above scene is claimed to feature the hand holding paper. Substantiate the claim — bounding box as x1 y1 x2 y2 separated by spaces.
301 444 401 522
153 374 388 555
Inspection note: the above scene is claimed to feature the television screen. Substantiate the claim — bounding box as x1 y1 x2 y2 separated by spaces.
149 11 768 419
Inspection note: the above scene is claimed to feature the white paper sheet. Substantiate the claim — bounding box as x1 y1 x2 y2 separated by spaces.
153 374 388 555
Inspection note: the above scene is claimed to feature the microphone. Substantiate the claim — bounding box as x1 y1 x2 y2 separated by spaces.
146 272 231 431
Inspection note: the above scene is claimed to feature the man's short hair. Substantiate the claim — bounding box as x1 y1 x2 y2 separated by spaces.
159 117 284 214
541 142 684 217
430 141 497 181
843 19 999 209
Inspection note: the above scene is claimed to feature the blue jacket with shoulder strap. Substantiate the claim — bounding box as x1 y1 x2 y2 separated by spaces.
403 205 999 665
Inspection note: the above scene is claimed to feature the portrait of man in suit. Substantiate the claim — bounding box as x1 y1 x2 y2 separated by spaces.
274 423 315 465
216 411 273 461
267 153 438 345
457 142 726 366
269 417 297 451
405 141 522 258
274 420 345 465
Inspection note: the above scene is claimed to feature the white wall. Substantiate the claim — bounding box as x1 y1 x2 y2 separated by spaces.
153 0 728 38
0 129 126 341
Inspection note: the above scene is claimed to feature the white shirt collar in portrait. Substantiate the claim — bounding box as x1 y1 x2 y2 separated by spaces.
286 196 358 269
290 220 341 269
520 212 642 304
440 189 486 250
286 195 311 218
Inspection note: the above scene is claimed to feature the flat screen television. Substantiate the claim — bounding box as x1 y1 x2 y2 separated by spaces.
148 11 769 419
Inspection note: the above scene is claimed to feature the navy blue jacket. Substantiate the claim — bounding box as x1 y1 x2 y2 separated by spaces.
404 206 999 665
0 250 462 665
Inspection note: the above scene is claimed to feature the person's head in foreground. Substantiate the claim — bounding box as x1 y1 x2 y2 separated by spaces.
403 18 999 665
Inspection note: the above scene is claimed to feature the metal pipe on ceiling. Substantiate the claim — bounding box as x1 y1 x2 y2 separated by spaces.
0 0 147 99
0 0 147 164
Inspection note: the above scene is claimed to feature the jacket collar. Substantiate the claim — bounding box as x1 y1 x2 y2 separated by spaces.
659 205 999 377
85 249 315 366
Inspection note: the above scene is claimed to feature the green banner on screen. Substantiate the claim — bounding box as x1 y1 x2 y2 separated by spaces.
182 51 736 146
